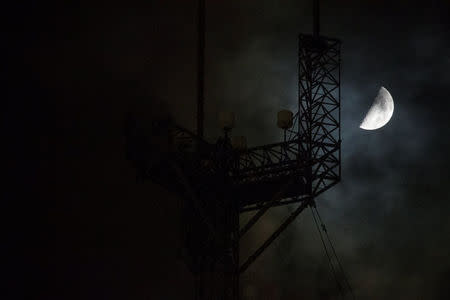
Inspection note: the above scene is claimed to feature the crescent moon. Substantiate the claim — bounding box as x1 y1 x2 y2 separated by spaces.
360 86 394 130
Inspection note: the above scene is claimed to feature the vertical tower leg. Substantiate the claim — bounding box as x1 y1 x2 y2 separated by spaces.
298 34 341 197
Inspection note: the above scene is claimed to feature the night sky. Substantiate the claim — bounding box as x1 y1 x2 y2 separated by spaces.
4 0 450 299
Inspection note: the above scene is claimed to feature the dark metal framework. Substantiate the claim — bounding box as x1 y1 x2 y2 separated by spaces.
125 34 341 299
297 34 341 198
230 35 341 211
234 34 341 276
125 1 341 298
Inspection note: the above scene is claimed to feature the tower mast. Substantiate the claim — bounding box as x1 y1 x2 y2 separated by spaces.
313 0 320 37
197 0 205 138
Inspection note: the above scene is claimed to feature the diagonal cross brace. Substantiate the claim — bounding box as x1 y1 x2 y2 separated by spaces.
239 176 296 238
239 197 312 274
169 160 220 247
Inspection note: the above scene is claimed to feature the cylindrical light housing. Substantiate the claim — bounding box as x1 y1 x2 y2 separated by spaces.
277 110 293 129
231 135 247 150
218 111 235 130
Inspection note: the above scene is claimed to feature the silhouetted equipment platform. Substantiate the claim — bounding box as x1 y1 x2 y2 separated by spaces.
125 27 341 299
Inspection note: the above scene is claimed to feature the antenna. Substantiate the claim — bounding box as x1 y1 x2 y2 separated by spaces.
197 0 205 138
313 0 320 37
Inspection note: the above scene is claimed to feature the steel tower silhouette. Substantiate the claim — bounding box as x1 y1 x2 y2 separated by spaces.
125 0 341 298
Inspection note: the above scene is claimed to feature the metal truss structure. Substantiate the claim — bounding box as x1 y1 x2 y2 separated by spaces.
125 34 341 299
297 34 341 196
125 2 341 299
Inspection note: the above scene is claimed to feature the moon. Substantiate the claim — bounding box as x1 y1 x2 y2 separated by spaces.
360 86 394 130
